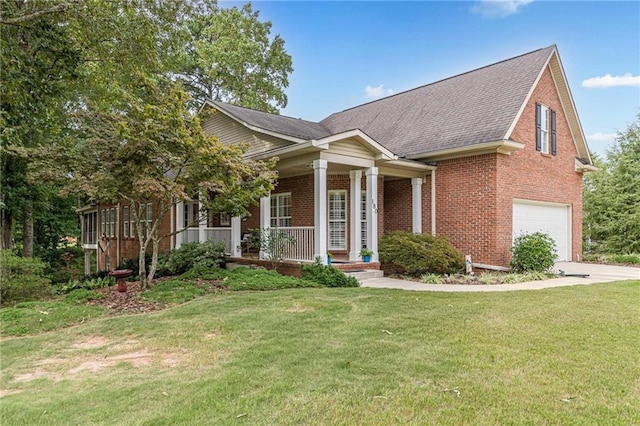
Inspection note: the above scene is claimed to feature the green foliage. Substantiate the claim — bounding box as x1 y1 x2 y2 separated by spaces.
64 289 103 304
0 251 53 306
378 231 465 276
181 1 293 112
420 273 445 284
165 240 227 275
582 253 640 265
583 115 640 254
142 280 206 304
179 265 227 281
223 267 320 291
56 276 114 294
0 301 107 336
301 263 359 288
510 232 557 273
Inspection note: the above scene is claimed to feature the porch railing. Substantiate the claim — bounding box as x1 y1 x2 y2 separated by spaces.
205 227 232 253
181 227 232 254
277 226 315 261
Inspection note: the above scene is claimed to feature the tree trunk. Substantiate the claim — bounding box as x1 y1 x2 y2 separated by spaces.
22 202 34 257
1 210 14 250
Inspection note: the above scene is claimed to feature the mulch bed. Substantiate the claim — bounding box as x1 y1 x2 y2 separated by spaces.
86 277 227 315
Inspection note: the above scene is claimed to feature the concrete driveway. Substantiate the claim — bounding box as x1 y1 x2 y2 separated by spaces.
359 262 640 292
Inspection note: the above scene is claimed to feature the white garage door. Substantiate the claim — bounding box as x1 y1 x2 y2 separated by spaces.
512 200 571 261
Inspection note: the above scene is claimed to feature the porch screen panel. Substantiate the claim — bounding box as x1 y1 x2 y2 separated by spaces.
329 191 346 250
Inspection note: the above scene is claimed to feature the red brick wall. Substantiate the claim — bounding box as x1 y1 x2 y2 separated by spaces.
241 172 384 258
435 154 499 264
96 201 172 272
384 176 433 234
496 66 583 264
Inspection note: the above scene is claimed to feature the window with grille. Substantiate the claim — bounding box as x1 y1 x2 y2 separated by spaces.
329 191 347 250
361 191 368 249
270 193 291 227
100 209 106 237
123 206 129 238
110 208 116 237
183 201 199 228
146 203 153 236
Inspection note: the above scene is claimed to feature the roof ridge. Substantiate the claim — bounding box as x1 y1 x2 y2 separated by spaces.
211 100 321 125
321 45 556 120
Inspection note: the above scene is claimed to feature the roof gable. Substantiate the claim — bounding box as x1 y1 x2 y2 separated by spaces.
320 46 556 158
204 45 591 165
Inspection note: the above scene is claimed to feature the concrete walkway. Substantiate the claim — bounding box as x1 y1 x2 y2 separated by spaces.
359 262 640 292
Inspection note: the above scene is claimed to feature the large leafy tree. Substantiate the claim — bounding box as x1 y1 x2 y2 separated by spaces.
180 0 293 113
62 77 276 287
1 0 82 255
1 0 189 255
583 114 640 254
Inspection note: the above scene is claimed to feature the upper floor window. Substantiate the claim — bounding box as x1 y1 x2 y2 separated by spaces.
270 193 291 227
536 103 557 156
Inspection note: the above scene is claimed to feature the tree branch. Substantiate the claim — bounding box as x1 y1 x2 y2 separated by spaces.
1 4 70 25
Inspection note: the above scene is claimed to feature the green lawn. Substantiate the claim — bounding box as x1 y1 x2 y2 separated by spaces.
1 281 639 425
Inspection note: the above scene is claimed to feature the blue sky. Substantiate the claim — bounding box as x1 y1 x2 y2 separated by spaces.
227 1 640 158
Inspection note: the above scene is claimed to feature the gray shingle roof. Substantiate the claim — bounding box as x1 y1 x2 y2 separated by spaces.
321 46 555 157
208 100 331 141
211 46 556 157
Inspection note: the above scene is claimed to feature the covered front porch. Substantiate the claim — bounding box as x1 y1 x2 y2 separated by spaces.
175 129 436 265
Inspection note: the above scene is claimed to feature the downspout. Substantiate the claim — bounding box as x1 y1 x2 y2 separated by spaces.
431 169 436 235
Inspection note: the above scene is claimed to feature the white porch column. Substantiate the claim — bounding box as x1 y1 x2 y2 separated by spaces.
231 216 242 257
198 197 206 243
259 194 271 259
175 201 184 249
349 170 362 261
314 159 328 264
411 177 423 234
366 167 379 262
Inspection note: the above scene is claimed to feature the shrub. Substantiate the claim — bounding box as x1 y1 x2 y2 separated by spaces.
0 251 53 306
510 232 557 272
606 254 640 265
420 273 445 284
56 276 114 294
378 231 465 276
225 267 321 291
118 252 171 279
301 262 359 288
64 289 104 304
165 240 226 275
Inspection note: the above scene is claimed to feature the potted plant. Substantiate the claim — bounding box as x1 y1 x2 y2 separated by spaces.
327 252 332 265
360 248 373 262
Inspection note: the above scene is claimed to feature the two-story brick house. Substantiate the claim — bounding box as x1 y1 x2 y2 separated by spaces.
80 45 594 274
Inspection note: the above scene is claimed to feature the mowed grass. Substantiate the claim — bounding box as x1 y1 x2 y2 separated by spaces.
1 281 639 425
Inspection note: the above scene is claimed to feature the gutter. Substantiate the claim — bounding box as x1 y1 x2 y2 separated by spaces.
407 140 524 161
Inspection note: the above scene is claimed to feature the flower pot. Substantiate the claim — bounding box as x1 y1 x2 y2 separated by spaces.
327 257 332 265
363 255 371 262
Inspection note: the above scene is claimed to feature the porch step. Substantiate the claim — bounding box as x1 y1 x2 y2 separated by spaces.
345 269 384 282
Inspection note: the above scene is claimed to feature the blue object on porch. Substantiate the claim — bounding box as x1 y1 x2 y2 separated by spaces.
363 255 371 262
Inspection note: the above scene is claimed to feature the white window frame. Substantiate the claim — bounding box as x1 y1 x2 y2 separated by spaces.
361 190 368 249
123 206 129 238
328 190 347 250
270 193 292 228
100 209 106 237
146 203 153 237
220 212 231 226
130 206 136 238
184 200 199 228
540 104 549 154
110 208 116 238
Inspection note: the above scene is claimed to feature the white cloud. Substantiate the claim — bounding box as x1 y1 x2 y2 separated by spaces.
470 0 534 18
364 84 394 99
587 132 618 144
581 73 640 88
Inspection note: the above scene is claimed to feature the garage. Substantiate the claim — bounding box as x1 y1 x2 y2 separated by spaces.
512 200 571 262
